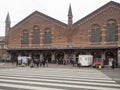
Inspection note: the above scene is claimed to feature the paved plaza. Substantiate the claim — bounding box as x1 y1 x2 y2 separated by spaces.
0 64 120 90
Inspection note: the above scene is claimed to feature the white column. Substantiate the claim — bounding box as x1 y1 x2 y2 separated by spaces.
64 54 67 60
7 53 11 61
40 53 43 60
73 54 76 61
51 53 55 61
101 53 105 60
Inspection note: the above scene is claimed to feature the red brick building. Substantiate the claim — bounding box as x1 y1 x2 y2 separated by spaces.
5 1 120 65
0 37 8 61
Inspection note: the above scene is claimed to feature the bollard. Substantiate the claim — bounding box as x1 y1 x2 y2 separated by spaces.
98 65 102 70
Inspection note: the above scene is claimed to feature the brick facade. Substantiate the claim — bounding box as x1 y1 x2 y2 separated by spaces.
4 1 120 65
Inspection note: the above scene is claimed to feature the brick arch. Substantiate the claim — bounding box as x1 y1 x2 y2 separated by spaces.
44 27 51 32
55 51 64 57
104 50 117 65
105 50 116 58
32 25 39 30
31 25 40 33
107 19 117 24
91 24 101 29
22 29 29 33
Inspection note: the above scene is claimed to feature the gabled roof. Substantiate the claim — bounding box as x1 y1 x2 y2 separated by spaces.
74 1 120 25
11 11 67 30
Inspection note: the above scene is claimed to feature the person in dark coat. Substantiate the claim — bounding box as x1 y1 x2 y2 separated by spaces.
71 59 75 67
42 59 45 67
112 60 115 69
36 59 39 67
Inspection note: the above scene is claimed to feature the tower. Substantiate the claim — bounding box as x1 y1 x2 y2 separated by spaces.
67 4 73 44
5 12 11 48
5 12 11 36
68 4 73 27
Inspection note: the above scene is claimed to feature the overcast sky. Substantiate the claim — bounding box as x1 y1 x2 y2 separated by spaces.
0 0 120 36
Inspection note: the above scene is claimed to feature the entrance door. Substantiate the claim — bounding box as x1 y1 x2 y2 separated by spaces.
43 52 51 63
105 51 116 65
55 52 64 64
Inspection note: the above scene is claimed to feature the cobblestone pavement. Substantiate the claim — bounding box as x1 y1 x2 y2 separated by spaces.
101 67 120 85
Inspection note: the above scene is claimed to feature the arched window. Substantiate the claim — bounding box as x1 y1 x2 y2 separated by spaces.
44 31 52 44
32 29 40 44
22 30 29 44
91 25 101 43
106 20 117 42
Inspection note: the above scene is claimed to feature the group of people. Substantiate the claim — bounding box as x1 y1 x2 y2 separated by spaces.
1 56 118 69
56 58 76 66
30 58 48 68
17 58 48 68
55 58 81 68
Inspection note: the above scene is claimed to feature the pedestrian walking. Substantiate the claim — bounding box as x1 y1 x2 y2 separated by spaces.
30 59 34 68
112 59 115 69
109 58 112 68
45 59 48 67
36 59 39 67
39 59 42 67
78 59 81 68
72 59 75 67
63 59 66 65
42 59 45 67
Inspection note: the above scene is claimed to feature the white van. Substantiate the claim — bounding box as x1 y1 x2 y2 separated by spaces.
78 55 93 66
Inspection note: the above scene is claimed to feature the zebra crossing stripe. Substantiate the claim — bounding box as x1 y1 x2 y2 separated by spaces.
0 68 120 90
0 72 110 80
0 83 67 90
0 70 112 80
0 78 120 90
0 74 116 83
0 76 118 87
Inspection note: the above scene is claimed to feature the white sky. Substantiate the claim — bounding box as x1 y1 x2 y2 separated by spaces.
0 0 120 36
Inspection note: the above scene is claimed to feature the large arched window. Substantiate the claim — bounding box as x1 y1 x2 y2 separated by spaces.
106 20 118 42
32 26 40 44
90 25 101 43
22 30 29 44
44 31 52 44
